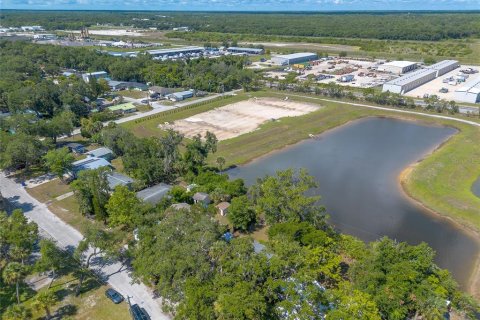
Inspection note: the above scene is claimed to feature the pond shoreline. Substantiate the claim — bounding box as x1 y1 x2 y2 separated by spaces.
230 115 480 298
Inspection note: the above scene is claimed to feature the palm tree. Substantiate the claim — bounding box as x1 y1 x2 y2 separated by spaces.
3 304 31 320
33 290 58 320
3 262 26 304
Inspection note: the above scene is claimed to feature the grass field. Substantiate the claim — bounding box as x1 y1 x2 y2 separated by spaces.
117 90 148 99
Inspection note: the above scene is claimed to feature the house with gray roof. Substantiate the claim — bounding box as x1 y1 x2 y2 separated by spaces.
193 192 211 207
87 147 114 161
136 183 172 205
107 172 135 190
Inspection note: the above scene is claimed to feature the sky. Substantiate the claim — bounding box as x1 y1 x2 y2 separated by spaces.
1 0 480 11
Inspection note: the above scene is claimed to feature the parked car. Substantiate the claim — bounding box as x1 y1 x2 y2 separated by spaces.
105 288 124 304
130 304 151 320
439 87 449 93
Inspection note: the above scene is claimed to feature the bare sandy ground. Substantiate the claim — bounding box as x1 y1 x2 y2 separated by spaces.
162 98 320 140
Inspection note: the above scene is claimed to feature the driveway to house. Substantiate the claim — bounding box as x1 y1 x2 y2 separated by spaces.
0 172 169 320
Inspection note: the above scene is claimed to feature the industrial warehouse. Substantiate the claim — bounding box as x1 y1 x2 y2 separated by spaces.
146 46 204 57
454 77 480 103
227 47 264 54
382 69 437 94
271 52 318 66
382 60 461 94
377 61 417 75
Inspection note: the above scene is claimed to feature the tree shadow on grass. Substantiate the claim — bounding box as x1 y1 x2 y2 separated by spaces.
52 304 77 320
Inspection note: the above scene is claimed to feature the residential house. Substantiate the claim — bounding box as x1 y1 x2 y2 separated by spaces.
82 71 109 83
107 172 135 191
72 157 112 175
168 90 194 102
107 103 137 115
108 80 148 91
216 202 230 216
193 192 211 207
87 147 114 161
136 183 172 205
148 86 173 99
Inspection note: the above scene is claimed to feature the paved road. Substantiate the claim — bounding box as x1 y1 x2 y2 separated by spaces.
0 172 169 320
70 90 240 136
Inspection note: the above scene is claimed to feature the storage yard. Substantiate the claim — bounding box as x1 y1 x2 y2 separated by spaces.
160 97 320 140
403 64 479 103
265 57 396 88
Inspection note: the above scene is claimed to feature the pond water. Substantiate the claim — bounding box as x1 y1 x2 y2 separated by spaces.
472 177 480 198
228 117 479 288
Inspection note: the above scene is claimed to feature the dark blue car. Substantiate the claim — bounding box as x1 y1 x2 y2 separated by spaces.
105 288 124 304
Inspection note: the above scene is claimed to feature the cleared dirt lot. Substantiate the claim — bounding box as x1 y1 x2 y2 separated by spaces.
161 98 320 140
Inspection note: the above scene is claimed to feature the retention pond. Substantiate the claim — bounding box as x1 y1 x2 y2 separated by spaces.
228 117 479 288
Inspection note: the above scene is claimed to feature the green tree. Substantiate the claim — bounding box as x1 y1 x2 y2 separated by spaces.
74 224 120 296
227 195 256 231
106 185 141 228
5 209 38 265
250 169 326 226
37 110 74 143
216 157 226 171
71 168 110 222
35 239 67 289
43 147 74 180
33 290 58 320
80 118 103 139
327 283 381 320
0 133 44 171
3 262 27 304
2 304 31 320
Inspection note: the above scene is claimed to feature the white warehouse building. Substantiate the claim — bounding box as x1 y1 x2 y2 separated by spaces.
426 60 459 77
382 69 437 94
377 61 417 75
271 52 318 66
454 77 480 103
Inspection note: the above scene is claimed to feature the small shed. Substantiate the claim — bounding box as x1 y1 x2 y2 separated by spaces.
107 172 134 190
193 192 211 206
87 147 114 161
169 90 194 102
216 202 230 216
66 142 86 154
136 183 172 205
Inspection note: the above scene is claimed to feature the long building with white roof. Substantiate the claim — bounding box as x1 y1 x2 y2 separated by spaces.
382 68 437 94
271 52 318 66
146 46 203 57
426 60 459 77
377 61 417 75
455 77 480 103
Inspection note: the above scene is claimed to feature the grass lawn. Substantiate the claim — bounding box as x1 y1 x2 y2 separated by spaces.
136 104 153 112
27 179 72 203
25 274 130 320
48 195 90 233
117 90 148 99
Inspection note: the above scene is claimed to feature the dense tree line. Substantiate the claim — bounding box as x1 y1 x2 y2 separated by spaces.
131 169 479 319
2 11 480 41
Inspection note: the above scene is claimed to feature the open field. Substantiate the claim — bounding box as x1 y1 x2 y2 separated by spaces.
163 97 319 140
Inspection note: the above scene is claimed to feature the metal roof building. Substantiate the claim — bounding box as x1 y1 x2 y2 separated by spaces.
382 68 437 94
107 172 135 190
377 61 417 75
136 183 172 205
227 47 264 55
146 46 203 57
72 157 112 174
271 52 318 66
82 71 109 83
87 147 114 160
454 77 480 103
426 60 459 77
